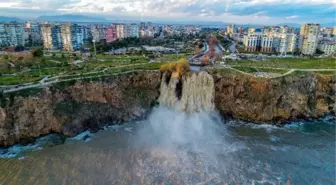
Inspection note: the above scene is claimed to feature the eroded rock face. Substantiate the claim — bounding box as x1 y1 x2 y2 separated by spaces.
213 72 335 122
0 71 161 147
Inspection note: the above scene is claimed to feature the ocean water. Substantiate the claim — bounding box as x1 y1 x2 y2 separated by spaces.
0 108 335 185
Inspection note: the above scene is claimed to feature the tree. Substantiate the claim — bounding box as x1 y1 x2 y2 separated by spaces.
32 49 43 57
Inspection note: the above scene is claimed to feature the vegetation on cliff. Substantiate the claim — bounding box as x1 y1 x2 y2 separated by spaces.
160 58 190 77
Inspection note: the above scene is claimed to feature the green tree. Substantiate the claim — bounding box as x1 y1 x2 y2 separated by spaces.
32 49 43 57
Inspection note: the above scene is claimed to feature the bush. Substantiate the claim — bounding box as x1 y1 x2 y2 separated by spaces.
32 49 43 57
160 58 190 75
3 55 9 60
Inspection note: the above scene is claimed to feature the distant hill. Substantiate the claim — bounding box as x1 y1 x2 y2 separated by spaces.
0 16 21 22
37 14 108 23
277 23 301 28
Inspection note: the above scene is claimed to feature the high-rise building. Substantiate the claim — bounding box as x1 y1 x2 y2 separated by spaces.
226 24 235 36
106 25 117 42
0 23 7 47
333 26 336 36
30 23 42 46
243 28 262 52
51 25 62 50
279 26 298 54
318 40 336 55
127 23 139 38
82 26 91 43
4 22 25 47
71 24 83 50
115 24 126 39
61 23 72 51
299 23 320 55
40 23 53 50
24 28 30 46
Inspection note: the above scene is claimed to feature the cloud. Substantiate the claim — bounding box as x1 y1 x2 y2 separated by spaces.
0 0 334 24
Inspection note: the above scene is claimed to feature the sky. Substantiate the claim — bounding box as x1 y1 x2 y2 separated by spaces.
0 0 335 25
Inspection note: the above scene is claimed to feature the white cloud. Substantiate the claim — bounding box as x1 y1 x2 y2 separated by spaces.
0 0 334 24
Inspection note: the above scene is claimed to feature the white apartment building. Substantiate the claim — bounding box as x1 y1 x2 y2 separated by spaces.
61 24 72 51
115 24 126 39
299 23 320 55
0 23 7 46
40 24 53 50
227 24 235 36
4 22 25 47
279 33 298 54
127 24 139 38
318 41 336 55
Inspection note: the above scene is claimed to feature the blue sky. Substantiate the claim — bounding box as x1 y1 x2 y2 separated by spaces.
0 0 335 25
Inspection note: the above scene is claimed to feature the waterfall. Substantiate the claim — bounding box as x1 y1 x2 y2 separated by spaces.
159 71 215 112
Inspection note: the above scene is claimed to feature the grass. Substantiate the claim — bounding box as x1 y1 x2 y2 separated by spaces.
228 58 336 69
0 76 41 85
232 66 288 74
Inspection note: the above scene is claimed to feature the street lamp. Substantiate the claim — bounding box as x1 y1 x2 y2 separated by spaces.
92 39 97 58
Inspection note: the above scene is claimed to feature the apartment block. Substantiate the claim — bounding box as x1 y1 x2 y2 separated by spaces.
115 24 126 39
127 23 139 38
61 24 72 51
3 22 25 47
51 25 63 50
71 24 83 50
40 24 54 50
106 25 117 42
299 23 320 55
318 41 336 55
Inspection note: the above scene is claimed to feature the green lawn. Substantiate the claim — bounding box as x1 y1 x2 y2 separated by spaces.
228 58 336 69
232 67 288 74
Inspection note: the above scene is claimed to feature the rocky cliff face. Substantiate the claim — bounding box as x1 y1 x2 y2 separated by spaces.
213 72 335 122
0 70 335 147
0 71 161 147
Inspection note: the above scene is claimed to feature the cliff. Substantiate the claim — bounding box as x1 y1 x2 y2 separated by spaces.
0 70 335 147
213 71 335 122
0 71 161 147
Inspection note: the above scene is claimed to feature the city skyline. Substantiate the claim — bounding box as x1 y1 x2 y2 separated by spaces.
0 0 335 25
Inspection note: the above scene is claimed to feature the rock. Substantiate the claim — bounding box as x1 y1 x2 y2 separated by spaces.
0 71 161 147
213 72 335 122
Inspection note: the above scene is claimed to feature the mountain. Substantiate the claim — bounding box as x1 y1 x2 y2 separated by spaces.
0 16 21 22
277 23 301 28
37 14 108 23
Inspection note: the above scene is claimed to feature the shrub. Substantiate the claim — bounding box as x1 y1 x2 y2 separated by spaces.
3 55 9 60
160 58 190 75
32 49 43 57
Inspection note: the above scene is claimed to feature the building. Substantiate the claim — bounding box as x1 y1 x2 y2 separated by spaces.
318 41 336 55
299 23 320 55
115 24 126 39
127 23 139 38
333 26 336 36
24 28 30 46
260 35 273 53
106 24 117 42
82 25 91 43
30 23 42 46
51 25 62 50
279 27 298 55
61 24 72 51
71 24 83 50
91 26 100 42
226 24 235 36
4 22 25 47
0 23 7 47
40 24 54 50
243 28 262 52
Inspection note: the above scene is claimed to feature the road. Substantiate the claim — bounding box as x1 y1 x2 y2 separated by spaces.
218 32 237 54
